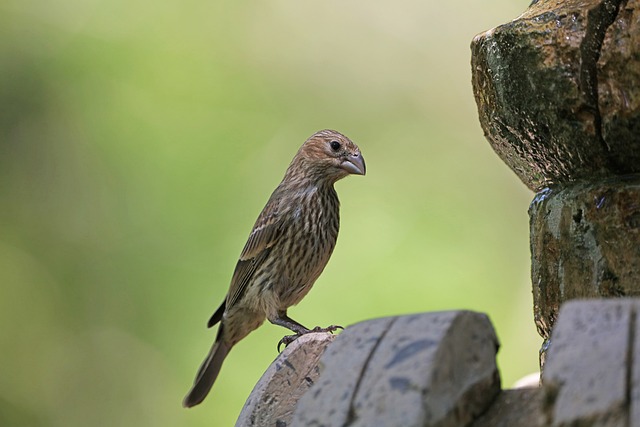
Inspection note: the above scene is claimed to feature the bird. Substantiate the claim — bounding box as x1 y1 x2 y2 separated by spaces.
183 129 366 408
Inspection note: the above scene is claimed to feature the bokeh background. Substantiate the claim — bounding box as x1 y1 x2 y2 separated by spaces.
1 1 537 426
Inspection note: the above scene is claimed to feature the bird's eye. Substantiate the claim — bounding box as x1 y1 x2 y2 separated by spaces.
330 140 341 151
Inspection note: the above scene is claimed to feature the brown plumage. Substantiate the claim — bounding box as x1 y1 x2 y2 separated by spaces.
183 129 366 408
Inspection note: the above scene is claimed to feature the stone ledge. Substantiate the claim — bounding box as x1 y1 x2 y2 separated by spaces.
238 311 501 427
235 300 640 426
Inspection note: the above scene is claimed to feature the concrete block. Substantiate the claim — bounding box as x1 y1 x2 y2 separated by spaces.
292 311 500 427
471 388 542 427
542 299 634 426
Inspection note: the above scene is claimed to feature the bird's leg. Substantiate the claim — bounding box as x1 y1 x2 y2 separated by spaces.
270 311 310 335
270 311 343 351
270 311 308 351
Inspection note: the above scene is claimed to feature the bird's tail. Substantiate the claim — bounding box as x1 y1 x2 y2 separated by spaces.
183 327 231 408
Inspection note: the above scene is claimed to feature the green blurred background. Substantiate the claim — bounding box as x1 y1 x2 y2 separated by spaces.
1 1 537 426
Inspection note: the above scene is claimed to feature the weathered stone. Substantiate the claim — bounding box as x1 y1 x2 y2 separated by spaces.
542 299 633 426
289 317 395 427
471 388 542 427
291 311 500 427
235 332 335 427
598 3 640 166
529 176 640 339
471 0 640 191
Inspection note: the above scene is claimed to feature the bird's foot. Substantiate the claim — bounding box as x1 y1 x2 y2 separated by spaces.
277 325 344 352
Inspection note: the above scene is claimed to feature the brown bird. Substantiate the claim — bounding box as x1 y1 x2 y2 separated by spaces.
183 129 366 408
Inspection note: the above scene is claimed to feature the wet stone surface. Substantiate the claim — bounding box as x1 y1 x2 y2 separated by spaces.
471 0 640 191
529 175 640 340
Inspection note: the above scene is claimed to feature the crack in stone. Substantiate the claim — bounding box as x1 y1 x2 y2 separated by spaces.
579 0 624 165
343 317 397 427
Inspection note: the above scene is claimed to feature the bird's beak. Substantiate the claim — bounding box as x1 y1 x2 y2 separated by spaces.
341 152 366 176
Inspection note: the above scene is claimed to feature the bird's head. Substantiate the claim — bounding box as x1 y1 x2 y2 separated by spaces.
289 129 366 184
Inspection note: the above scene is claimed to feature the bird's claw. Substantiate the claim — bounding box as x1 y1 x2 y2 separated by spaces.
277 334 301 352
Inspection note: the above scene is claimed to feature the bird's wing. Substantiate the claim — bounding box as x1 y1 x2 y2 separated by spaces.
225 196 284 310
207 300 225 328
